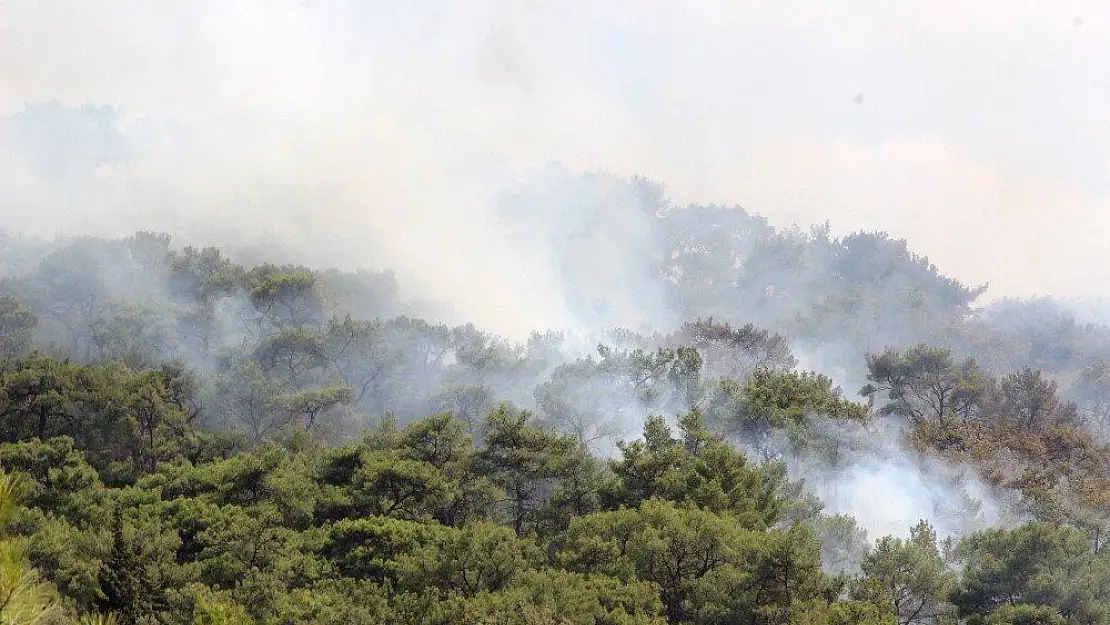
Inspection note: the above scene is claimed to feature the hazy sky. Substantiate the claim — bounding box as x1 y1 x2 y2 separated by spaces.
2 0 1109 333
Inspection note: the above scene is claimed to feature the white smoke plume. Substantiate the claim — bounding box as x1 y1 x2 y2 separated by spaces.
4 0 1110 339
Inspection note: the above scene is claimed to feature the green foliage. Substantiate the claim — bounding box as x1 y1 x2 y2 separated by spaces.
0 436 106 525
745 369 868 424
786 599 895 625
477 406 585 537
0 295 37 363
670 318 797 380
90 300 178 369
426 569 666 625
276 386 353 430
853 521 955 625
96 505 182 622
604 413 781 527
245 267 323 335
981 604 1066 625
430 385 495 434
995 367 1078 432
951 522 1110 623
0 470 62 625
556 498 826 624
0 356 203 477
1068 359 1110 437
862 344 990 424
397 520 540 597
7 227 1110 625
706 368 868 457
811 514 869 575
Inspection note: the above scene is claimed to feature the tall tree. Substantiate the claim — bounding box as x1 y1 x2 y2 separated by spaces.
995 367 1078 432
853 521 955 625
862 344 989 424
0 295 37 363
0 470 60 624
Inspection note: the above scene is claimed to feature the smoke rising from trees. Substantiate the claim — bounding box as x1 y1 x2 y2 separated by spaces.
4 3 1110 624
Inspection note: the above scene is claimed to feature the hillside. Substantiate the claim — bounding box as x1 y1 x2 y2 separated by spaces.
3 175 1110 623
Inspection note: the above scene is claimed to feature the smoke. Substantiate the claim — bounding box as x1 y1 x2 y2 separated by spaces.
5 0 1110 340
3 0 1108 546
775 417 1019 541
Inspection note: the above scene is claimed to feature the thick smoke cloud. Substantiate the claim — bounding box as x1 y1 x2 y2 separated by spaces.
776 418 1016 540
4 0 1110 338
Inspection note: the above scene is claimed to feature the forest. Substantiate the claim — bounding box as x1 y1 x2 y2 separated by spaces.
4 172 1110 624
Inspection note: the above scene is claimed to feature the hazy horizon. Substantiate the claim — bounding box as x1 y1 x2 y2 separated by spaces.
3 0 1109 335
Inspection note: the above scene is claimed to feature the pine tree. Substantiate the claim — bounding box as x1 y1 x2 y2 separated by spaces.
0 469 60 625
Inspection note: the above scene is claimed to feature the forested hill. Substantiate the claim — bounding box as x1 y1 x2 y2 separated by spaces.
4 174 1110 623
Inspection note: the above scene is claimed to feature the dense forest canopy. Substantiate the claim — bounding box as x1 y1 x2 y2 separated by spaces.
2 170 1110 624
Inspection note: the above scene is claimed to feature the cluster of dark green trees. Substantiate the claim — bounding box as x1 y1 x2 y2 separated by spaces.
3 391 1110 624
6 179 1110 623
